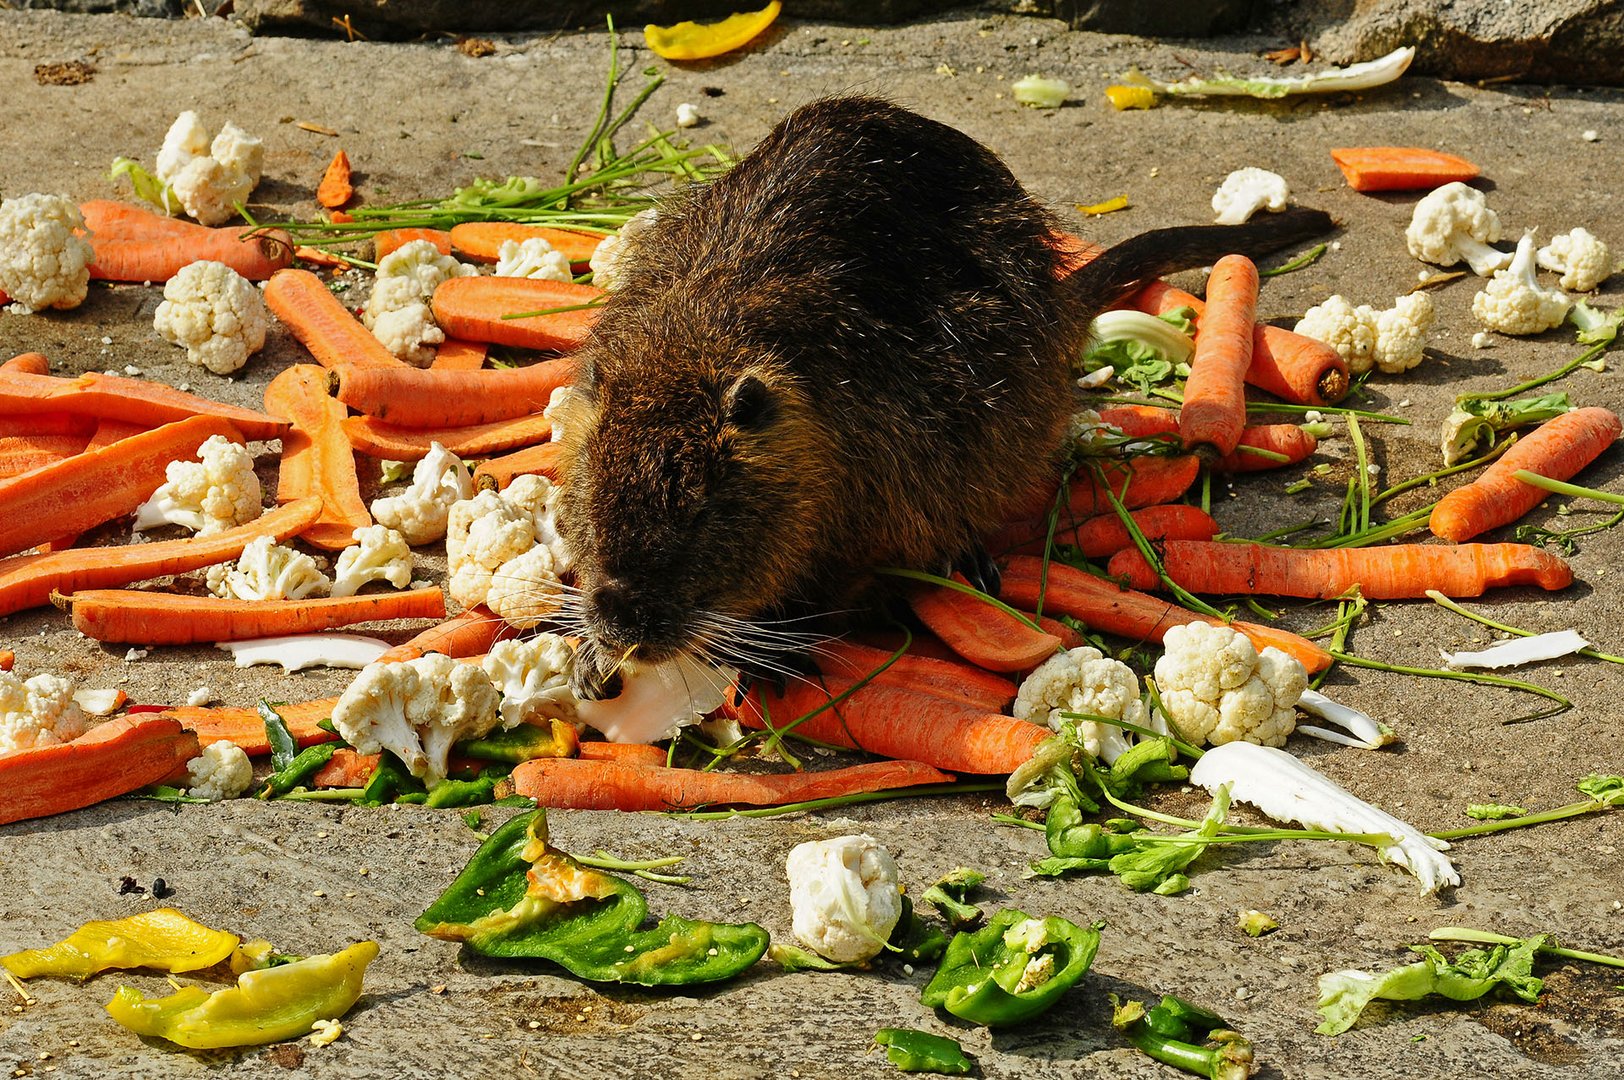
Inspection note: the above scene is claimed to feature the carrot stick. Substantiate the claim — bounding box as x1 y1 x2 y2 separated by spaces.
0 497 320 617
294 245 349 270
85 418 145 451
265 365 371 550
430 277 602 352
812 640 1016 712
0 714 200 826
0 415 244 559
165 697 339 755
1000 504 1220 560
0 434 92 478
60 586 447 645
999 555 1331 673
1330 147 1480 193
1098 404 1179 439
375 228 451 261
264 268 406 370
473 441 564 491
1 353 50 375
431 338 488 371
342 412 552 461
1179 254 1257 457
80 200 292 282
449 222 602 267
1211 423 1320 473
0 414 102 439
374 606 516 663
316 149 354 209
1430 407 1623 543
1010 455 1200 521
512 756 955 812
331 357 577 428
908 578 1062 672
577 742 669 767
0 370 286 441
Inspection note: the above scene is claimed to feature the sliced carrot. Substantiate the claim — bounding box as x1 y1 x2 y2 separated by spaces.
1330 147 1481 193
315 149 354 209
374 606 516 664
430 276 602 352
375 228 451 261
0 714 200 826
577 742 669 767
1180 254 1257 458
166 697 339 755
0 650 12 671
84 418 146 452
449 222 602 267
80 200 292 282
312 747 378 788
331 357 577 428
512 756 954 812
1211 423 1320 473
61 587 447 645
908 578 1062 672
342 411 552 461
264 268 405 370
812 639 1016 712
1011 455 1200 521
0 434 91 478
1 353 51 375
265 365 371 550
294 246 350 270
473 441 564 491
1098 404 1179 439
431 338 488 371
0 370 285 442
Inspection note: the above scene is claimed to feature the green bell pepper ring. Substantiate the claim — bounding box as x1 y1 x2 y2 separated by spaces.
2 909 239 981
105 940 379 1049
873 1028 974 1074
920 909 1101 1027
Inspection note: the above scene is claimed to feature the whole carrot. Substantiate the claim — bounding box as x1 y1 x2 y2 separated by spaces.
0 714 200 826
1 353 51 375
1179 254 1257 457
1107 540 1573 599
330 357 577 428
1430 407 1623 542
80 200 292 282
374 605 516 663
264 268 405 370
473 441 564 491
1010 455 1200 521
0 370 286 441
430 276 602 352
342 412 553 461
316 149 354 209
59 586 447 645
811 639 1016 712
1098 404 1179 439
991 504 1219 559
166 696 339 754
1211 423 1320 473
908 579 1062 672
577 742 669 767
265 365 371 550
449 222 602 267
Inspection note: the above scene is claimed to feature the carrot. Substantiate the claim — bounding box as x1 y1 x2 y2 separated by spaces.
60 586 446 645
1430 407 1623 542
0 497 320 617
312 747 378 788
1048 232 1107 277
430 276 602 352
577 742 669 767
0 369 285 441
264 365 371 550
331 357 577 428
812 639 1016 712
166 697 339 755
315 149 354 209
473 441 564 491
999 555 1332 673
0 714 200 826
1098 404 1179 439
293 246 350 270
342 411 552 461
1 353 50 375
263 268 406 370
375 227 451 261
1010 454 1200 521
1107 540 1573 600
0 414 99 439
431 338 488 371
1130 280 1350 406
991 504 1219 559
85 418 145 451
1179 255 1257 457
1330 147 1480 193
512 756 955 812
0 650 12 671
1211 423 1320 473
0 434 91 478
449 222 602 267
908 578 1061 672
375 605 516 664
0 415 244 559
80 200 292 282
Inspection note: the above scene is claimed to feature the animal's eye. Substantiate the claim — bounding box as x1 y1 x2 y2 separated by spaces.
723 374 776 430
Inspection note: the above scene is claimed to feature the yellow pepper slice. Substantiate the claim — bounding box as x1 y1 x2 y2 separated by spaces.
2 909 239 980
1105 85 1157 111
1078 195 1131 216
645 1 781 62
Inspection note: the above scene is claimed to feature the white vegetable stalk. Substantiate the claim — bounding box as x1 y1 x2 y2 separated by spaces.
217 634 392 672
1189 742 1459 893
575 655 736 744
1295 689 1395 751
1087 310 1195 364
1125 46 1415 99
1441 630 1590 670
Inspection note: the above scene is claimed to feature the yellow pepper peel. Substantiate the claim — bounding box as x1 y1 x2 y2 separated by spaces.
645 1 781 62
1 909 239 981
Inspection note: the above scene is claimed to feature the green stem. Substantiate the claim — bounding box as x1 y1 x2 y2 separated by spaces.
1099 475 1228 620
1371 438 1513 509
277 787 366 802
1512 470 1624 507
991 813 1045 831
1260 242 1328 278
666 782 1002 820
1427 927 1624 969
1425 590 1624 665
1328 650 1570 723
1428 797 1614 840
1458 339 1611 403
575 850 687 872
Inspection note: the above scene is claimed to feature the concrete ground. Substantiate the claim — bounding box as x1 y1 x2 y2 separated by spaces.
2 9 1623 1079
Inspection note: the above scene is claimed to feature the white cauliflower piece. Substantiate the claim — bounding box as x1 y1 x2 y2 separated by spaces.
363 240 477 367
479 635 577 729
206 535 330 601
675 102 702 129
492 238 573 282
369 442 473 546
155 110 212 184
0 193 95 314
330 525 413 598
157 119 264 227
1536 228 1612 292
1405 182 1511 277
573 656 734 744
499 473 572 573
183 741 254 802
543 385 576 443
1211 167 1291 226
366 300 443 368
132 434 262 536
588 208 657 291
445 490 538 609
1294 295 1378 374
330 653 501 784
1153 622 1307 748
1472 233 1573 336
152 260 271 375
1013 646 1146 764
785 835 902 964
0 671 94 753
485 545 566 630
1371 292 1435 374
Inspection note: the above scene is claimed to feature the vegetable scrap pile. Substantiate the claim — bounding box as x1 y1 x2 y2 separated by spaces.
2 24 1623 1074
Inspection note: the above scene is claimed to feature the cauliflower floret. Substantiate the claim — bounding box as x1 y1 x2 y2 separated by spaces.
1371 292 1435 374
209 122 265 181
183 741 254 802
330 653 502 784
1294 295 1378 373
445 490 538 609
1405 182 1512 277
132 434 262 536
1472 233 1572 336
1013 646 1146 764
785 835 902 964
156 119 264 227
480 635 577 729
362 240 477 367
152 260 271 375
155 110 212 183
0 671 94 753
206 535 331 601
330 525 413 599
485 545 566 630
1211 167 1290 226
370 442 473 546
675 102 702 129
367 301 443 368
500 473 572 573
588 208 657 291
492 238 573 282
1153 622 1307 748
0 193 95 314
1536 228 1612 292
543 385 576 443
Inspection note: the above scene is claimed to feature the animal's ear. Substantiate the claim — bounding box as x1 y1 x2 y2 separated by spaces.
723 373 777 430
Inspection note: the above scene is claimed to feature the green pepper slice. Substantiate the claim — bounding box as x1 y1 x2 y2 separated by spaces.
873 1028 975 1074
456 719 578 764
920 909 1100 1027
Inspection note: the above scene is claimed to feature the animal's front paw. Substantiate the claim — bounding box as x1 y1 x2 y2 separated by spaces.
569 642 624 701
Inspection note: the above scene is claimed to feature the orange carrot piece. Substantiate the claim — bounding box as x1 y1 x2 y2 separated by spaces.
1180 255 1257 457
512 756 955 812
294 246 350 270
79 200 292 282
473 441 564 491
1028 611 1086 650
0 714 200 826
1010 455 1200 521
999 555 1331 673
374 605 516 664
430 276 602 352
332 357 577 428
1048 232 1107 277
342 411 552 461
908 578 1062 672
449 222 603 267
0 434 91 478
0 650 12 671
312 747 378 788
577 742 669 767
0 370 285 441
1107 540 1573 600
0 415 244 559
812 639 1016 712
431 338 488 371
264 268 405 370
1098 404 1179 439
1 353 50 375
1431 407 1623 543
374 228 452 261
84 418 145 451
62 586 446 645
1211 423 1320 473
265 365 371 550
1330 147 1481 193
1064 504 1222 559
166 697 339 755
316 149 354 209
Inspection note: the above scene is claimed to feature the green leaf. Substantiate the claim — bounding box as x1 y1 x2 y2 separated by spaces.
1316 935 1548 1036
1568 300 1623 346
1464 803 1528 821
109 157 178 215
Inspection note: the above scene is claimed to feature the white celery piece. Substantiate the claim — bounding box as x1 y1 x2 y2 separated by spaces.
217 634 392 672
1087 309 1195 363
72 688 127 716
1441 630 1590 670
1127 46 1415 99
1296 688 1396 750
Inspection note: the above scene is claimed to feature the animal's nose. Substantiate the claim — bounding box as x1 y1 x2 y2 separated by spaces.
590 581 638 637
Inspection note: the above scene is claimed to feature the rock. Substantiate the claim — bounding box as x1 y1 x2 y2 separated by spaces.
1015 0 1258 38
8 0 182 15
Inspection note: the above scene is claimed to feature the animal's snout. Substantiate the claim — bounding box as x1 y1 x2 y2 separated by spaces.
588 581 639 640
585 579 684 654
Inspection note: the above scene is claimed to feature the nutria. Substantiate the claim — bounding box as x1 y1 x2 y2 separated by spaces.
554 96 1331 698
